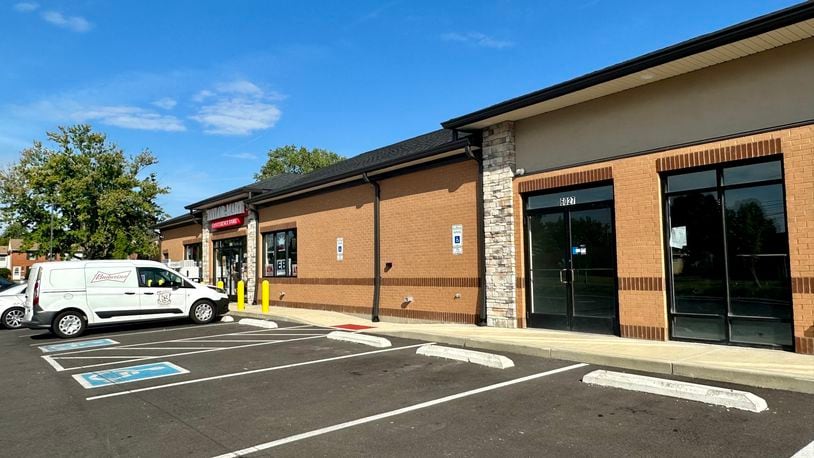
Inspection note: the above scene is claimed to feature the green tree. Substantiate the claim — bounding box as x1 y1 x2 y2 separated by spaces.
254 145 343 180
0 124 168 259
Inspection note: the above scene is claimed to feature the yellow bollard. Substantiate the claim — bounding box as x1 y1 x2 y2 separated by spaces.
217 280 224 291
261 280 269 314
237 280 245 311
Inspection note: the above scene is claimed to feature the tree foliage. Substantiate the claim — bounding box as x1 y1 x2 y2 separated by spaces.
0 125 168 259
254 145 343 180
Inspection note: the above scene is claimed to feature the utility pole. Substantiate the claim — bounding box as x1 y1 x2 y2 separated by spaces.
49 203 53 261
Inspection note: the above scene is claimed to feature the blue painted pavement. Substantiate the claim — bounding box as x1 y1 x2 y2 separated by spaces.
73 362 189 389
40 338 119 353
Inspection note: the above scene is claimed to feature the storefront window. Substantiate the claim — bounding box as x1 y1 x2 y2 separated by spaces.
263 230 297 277
663 158 792 349
184 243 202 263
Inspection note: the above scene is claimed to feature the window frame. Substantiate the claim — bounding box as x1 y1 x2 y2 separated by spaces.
136 267 191 289
660 155 793 350
261 228 297 278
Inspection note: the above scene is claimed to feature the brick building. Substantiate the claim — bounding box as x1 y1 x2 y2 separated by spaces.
159 3 814 354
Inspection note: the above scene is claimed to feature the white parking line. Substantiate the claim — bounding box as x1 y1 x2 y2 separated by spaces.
50 328 285 356
791 440 814 457
41 355 65 371
86 342 430 401
211 363 589 457
29 322 233 346
46 335 327 372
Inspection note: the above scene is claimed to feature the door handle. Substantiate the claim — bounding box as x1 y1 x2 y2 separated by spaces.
559 269 569 284
124 292 136 295
143 292 154 295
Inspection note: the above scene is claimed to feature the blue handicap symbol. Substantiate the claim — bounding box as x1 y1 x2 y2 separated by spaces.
454 236 461 244
73 362 189 389
40 338 118 353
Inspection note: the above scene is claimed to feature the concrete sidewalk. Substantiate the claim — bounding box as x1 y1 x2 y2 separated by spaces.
228 303 814 394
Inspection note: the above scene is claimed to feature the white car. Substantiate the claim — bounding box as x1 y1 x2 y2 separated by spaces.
0 284 26 329
23 260 229 338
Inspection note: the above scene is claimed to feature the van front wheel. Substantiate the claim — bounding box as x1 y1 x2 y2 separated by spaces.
190 300 215 324
52 311 87 339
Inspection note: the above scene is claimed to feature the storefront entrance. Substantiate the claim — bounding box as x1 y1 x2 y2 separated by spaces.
525 184 618 335
663 158 793 349
213 237 247 300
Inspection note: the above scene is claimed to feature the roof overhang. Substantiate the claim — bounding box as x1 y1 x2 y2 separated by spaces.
185 191 250 211
249 139 475 207
442 2 814 130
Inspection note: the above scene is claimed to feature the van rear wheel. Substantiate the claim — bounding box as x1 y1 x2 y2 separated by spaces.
190 300 215 324
52 310 87 339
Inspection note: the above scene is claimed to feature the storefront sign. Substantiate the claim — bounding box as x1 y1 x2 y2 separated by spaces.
206 201 245 221
452 225 463 255
210 214 245 231
336 237 344 261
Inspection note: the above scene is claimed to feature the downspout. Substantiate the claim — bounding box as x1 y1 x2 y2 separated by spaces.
362 173 381 322
465 143 488 326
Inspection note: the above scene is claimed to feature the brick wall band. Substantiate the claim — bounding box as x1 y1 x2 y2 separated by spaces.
618 277 664 291
792 277 814 294
257 277 480 287
270 301 478 324
620 324 666 341
518 166 612 193
656 138 781 172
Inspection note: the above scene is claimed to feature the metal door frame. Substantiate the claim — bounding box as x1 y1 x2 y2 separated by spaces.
524 195 619 335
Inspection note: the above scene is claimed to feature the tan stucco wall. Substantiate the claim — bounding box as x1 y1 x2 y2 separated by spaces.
515 37 814 172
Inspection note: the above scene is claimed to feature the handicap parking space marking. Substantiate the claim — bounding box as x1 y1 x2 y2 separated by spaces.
39 338 119 353
73 361 189 389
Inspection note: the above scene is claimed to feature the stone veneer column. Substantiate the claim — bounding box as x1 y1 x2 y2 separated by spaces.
201 213 211 284
482 121 518 327
246 211 258 304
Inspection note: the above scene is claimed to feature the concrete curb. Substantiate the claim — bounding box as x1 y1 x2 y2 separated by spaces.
238 318 278 329
326 331 391 348
227 311 814 394
416 344 515 369
582 369 769 413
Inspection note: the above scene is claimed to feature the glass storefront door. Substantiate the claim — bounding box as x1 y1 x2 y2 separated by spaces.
664 159 793 349
213 237 247 300
526 185 618 335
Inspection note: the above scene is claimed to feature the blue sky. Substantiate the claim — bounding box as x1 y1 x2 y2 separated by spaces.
0 0 800 217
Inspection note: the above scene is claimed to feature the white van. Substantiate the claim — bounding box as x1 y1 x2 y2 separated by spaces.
23 260 229 338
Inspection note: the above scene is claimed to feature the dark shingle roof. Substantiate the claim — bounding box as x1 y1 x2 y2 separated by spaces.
155 212 199 230
249 129 470 203
185 173 296 210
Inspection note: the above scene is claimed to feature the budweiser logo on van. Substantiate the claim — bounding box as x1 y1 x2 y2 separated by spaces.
90 271 131 283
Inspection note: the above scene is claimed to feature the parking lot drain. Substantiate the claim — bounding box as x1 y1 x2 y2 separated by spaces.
582 370 768 413
416 345 515 369
326 331 391 348
238 318 278 329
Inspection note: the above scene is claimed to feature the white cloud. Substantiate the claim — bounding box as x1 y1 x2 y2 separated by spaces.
152 97 177 110
13 2 39 13
441 32 513 49
191 80 283 136
41 10 92 33
74 106 185 132
222 152 258 160
192 90 214 102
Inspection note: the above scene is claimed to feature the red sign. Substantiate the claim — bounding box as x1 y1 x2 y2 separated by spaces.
210 214 245 230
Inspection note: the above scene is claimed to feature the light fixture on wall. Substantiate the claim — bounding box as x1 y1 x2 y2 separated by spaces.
514 168 526 176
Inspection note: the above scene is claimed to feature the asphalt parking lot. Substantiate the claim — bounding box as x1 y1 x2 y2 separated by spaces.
2 318 813 457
